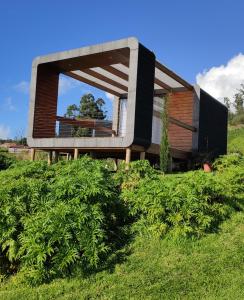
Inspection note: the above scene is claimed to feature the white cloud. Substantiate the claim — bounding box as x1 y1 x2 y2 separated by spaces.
14 81 30 94
58 75 79 95
5 97 16 111
105 92 114 101
196 53 244 103
0 125 11 139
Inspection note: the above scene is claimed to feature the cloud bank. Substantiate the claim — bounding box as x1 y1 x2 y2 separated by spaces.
196 53 244 103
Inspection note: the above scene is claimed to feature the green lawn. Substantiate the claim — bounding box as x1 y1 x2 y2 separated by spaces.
228 126 244 155
0 211 243 300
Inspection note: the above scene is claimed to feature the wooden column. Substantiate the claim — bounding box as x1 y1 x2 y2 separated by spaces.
30 148 36 161
47 151 52 166
140 151 146 160
74 148 79 160
125 148 131 170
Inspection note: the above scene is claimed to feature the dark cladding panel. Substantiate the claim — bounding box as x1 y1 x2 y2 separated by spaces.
198 89 228 157
133 44 155 147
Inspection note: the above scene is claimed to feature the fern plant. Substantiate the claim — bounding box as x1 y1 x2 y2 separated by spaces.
0 157 126 284
120 156 244 238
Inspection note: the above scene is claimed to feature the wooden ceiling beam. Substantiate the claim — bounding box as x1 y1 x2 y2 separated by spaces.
155 61 193 90
115 49 130 68
52 48 130 72
82 68 128 92
64 71 122 97
154 78 171 91
101 65 129 81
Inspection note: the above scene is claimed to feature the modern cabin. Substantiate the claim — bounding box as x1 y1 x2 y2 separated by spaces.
27 37 228 166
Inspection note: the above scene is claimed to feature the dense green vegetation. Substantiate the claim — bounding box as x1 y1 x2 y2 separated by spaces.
1 212 243 299
0 129 244 299
0 148 16 171
0 158 129 285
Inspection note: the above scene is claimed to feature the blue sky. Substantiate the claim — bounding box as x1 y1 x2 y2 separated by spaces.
0 0 244 139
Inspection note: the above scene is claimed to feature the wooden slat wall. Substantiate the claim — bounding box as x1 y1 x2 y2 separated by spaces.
33 65 59 138
168 91 194 151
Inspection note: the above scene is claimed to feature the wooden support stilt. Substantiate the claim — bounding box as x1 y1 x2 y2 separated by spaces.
30 148 36 161
47 151 52 166
53 151 59 163
140 151 146 160
125 148 131 170
74 148 79 160
66 153 69 161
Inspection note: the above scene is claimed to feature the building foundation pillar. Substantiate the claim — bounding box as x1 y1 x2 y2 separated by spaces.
140 151 146 160
125 148 131 170
47 151 52 166
74 148 79 160
30 148 36 161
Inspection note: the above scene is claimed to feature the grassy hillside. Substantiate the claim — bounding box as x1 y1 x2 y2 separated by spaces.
228 126 244 155
0 129 243 300
0 212 244 300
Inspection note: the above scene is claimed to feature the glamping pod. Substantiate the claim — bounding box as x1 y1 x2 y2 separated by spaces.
27 38 228 166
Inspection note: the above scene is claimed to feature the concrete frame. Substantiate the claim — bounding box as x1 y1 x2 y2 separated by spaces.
27 37 228 162
27 37 151 150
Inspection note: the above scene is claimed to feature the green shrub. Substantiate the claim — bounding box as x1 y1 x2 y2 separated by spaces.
114 160 158 189
0 161 50 277
213 154 244 205
230 112 244 125
120 155 244 238
213 153 244 171
0 157 125 284
0 150 16 170
0 154 243 286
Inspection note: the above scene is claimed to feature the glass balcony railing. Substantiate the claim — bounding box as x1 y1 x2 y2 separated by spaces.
55 116 115 138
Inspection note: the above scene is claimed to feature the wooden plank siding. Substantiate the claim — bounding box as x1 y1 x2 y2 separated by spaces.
168 91 194 152
33 65 59 138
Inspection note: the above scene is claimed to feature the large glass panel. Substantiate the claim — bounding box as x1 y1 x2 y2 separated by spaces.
118 98 127 137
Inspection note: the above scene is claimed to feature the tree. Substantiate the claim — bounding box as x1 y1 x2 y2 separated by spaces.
160 94 170 172
65 104 79 118
224 97 234 122
224 83 244 125
64 93 107 137
224 97 231 110
233 84 244 115
65 93 107 120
